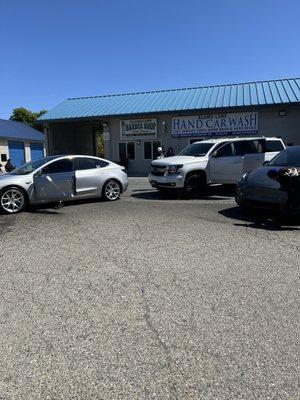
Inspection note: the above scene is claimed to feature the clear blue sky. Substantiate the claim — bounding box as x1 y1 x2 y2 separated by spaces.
0 0 299 118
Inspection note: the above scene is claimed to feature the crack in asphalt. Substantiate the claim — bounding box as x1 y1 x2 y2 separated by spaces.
114 222 179 399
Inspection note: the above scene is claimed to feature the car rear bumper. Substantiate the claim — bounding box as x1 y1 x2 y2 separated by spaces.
122 179 129 193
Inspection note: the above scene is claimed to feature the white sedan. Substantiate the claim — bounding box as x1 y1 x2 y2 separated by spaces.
0 155 128 214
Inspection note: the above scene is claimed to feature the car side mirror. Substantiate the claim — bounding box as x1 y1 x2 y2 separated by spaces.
211 151 219 158
263 161 269 166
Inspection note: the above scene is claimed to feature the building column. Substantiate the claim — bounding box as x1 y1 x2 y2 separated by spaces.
43 124 51 155
0 139 8 170
24 141 31 162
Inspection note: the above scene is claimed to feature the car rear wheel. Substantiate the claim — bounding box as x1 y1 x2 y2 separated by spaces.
102 180 121 201
0 187 27 214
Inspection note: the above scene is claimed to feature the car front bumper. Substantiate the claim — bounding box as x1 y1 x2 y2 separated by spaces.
148 173 185 189
236 184 286 209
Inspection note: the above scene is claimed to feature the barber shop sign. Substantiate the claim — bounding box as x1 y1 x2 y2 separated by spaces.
172 112 258 137
120 118 157 140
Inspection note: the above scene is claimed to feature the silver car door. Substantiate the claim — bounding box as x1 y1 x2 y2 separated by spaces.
74 157 108 197
34 158 75 202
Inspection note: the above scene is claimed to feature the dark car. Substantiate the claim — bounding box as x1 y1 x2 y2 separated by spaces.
236 146 300 209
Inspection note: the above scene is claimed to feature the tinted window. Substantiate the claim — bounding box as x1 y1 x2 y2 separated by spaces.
144 142 152 159
234 141 258 156
10 156 58 175
269 147 300 167
119 143 126 160
43 158 73 174
75 157 107 170
119 142 135 160
127 142 135 160
253 139 265 154
190 139 203 144
179 142 214 157
217 143 234 157
265 140 284 152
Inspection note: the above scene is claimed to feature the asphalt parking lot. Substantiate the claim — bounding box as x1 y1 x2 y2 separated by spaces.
0 178 299 400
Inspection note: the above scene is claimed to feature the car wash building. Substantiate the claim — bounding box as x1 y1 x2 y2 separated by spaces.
0 119 45 169
38 78 300 175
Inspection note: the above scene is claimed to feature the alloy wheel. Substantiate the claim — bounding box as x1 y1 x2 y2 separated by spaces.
104 181 120 201
1 188 25 213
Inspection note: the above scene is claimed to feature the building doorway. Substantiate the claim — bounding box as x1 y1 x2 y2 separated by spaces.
8 140 25 167
93 126 105 158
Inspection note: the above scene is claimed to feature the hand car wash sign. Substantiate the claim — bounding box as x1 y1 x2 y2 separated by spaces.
172 112 258 137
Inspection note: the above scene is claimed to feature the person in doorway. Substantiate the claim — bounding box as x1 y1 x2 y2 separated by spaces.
119 155 129 174
166 146 174 157
5 159 15 172
267 167 300 227
156 146 165 159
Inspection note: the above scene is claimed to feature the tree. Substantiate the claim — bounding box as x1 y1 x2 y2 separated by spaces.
9 107 47 131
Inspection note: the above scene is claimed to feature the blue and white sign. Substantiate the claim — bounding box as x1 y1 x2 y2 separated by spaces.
172 112 258 137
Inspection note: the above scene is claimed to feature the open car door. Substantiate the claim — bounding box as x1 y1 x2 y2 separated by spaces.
34 158 75 202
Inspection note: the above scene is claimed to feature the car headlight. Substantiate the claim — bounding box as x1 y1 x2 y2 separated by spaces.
167 164 183 175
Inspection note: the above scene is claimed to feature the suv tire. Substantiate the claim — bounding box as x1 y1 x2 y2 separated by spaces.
184 174 207 198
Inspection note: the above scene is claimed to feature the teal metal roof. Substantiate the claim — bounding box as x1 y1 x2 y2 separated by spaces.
38 78 300 122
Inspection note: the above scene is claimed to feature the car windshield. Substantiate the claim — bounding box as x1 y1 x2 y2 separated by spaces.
10 156 59 175
179 142 214 157
268 147 300 167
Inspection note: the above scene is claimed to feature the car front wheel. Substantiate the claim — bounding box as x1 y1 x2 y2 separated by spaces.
0 187 27 214
102 180 121 201
184 174 207 198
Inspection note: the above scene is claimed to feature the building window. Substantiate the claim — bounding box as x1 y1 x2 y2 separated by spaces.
144 142 152 159
119 142 135 160
119 143 126 159
144 141 161 159
127 142 135 159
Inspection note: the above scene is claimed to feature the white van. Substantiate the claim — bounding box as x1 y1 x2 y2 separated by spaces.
148 137 285 195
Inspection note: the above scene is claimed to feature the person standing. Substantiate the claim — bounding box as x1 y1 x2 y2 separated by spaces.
166 147 174 157
5 159 15 172
267 167 300 227
156 146 164 159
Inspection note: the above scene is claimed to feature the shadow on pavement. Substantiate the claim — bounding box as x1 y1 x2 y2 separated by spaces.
131 184 236 201
25 197 107 214
219 206 300 231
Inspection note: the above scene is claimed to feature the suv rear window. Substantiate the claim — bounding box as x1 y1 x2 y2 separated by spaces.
265 140 284 152
233 141 259 156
